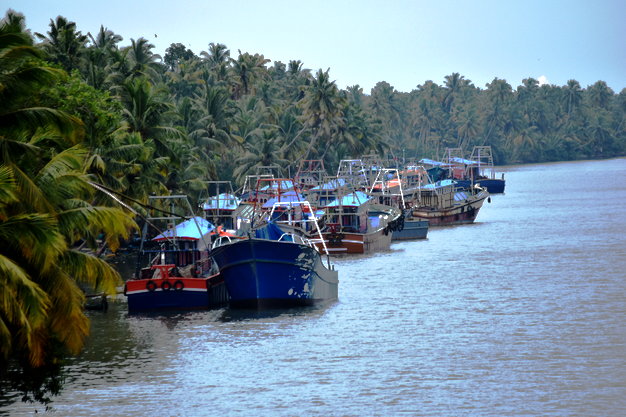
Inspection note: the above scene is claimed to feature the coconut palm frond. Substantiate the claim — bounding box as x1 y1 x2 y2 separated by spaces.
61 249 122 295
0 253 51 361
57 205 137 252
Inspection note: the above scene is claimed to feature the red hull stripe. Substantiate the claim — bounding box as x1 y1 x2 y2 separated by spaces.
125 278 209 292
125 288 208 296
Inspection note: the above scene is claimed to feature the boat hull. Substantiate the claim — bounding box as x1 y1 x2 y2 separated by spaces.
392 219 429 240
316 228 392 254
211 239 339 308
124 275 227 312
455 179 505 194
476 179 505 194
411 191 489 226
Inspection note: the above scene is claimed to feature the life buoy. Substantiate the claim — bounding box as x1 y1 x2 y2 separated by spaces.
161 281 172 291
146 280 157 292
174 280 184 291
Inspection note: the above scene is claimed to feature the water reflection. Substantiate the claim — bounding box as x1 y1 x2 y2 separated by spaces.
3 158 626 416
218 302 337 322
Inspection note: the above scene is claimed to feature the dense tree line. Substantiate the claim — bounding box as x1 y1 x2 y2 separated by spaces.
0 9 625 400
11 12 626 198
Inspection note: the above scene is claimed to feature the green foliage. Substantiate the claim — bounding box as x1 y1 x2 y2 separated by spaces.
0 11 137 395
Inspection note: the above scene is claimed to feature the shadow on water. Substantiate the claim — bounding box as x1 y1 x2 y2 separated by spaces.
217 300 338 322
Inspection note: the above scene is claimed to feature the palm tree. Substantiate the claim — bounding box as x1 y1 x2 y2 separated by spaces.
201 42 230 68
0 15 79 138
199 43 230 85
297 69 345 161
337 98 386 160
126 37 163 82
454 107 480 149
483 78 513 146
35 16 88 73
442 72 466 113
563 79 582 117
1 12 136 371
84 25 122 89
117 76 181 159
232 129 289 183
192 83 236 154
230 50 270 98
587 81 613 109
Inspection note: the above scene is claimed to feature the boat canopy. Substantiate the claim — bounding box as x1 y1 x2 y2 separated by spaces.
309 177 348 191
262 190 304 208
449 157 479 165
422 179 457 190
152 216 215 241
419 158 452 167
259 179 295 191
201 193 240 211
324 191 372 208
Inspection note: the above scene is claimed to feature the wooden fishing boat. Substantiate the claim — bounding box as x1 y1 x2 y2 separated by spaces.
441 146 506 193
124 196 228 312
315 190 402 254
210 201 338 309
404 171 490 226
369 167 429 241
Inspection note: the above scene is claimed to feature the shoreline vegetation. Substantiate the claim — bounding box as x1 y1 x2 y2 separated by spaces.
0 9 624 406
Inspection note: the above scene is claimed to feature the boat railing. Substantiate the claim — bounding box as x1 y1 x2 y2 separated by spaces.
212 235 233 249
278 233 314 248
268 201 333 266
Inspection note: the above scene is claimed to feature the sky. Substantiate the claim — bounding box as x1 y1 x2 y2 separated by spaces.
4 0 625 93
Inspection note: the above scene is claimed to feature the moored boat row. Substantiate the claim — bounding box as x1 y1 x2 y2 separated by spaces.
123 149 504 313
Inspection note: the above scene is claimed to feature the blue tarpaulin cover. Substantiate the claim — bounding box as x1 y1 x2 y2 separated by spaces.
152 216 214 241
325 191 371 207
254 222 288 241
309 178 348 191
449 157 478 165
419 158 452 167
262 190 304 208
422 179 456 190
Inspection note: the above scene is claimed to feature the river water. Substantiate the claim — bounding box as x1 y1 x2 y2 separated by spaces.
3 158 626 416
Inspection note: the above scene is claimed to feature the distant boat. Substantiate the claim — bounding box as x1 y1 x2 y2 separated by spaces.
369 167 429 241
403 166 490 226
315 189 402 254
466 146 506 194
434 146 506 194
200 181 242 232
124 196 228 312
210 201 338 309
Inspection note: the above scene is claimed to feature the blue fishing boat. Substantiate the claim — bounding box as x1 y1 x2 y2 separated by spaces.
210 201 338 309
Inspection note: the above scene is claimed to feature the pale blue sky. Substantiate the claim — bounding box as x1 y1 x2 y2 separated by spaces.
4 0 625 93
